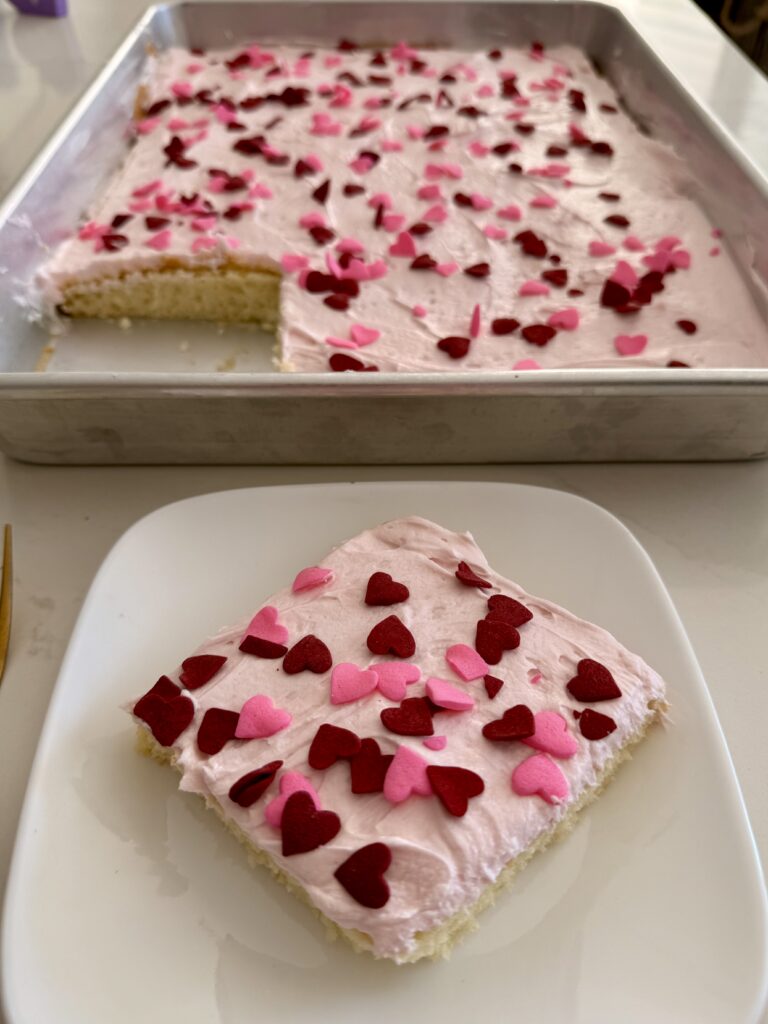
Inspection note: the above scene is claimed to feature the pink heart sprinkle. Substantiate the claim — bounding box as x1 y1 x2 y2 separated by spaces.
244 606 288 645
519 280 550 297
382 213 405 232
331 662 379 705
423 204 448 223
412 304 427 318
497 204 522 221
389 232 417 258
436 262 459 277
408 125 426 140
235 694 292 739
383 745 433 804
299 211 326 229
614 333 648 357
446 643 489 681
484 225 508 240
513 359 542 370
672 248 691 269
281 253 309 273
337 237 364 254
624 235 645 252
292 566 333 593
191 237 217 253
417 184 442 200
426 677 475 711
522 711 579 759
588 241 616 257
657 235 682 251
611 260 638 291
325 335 358 350
350 324 381 347
512 753 569 804
369 193 393 210
469 140 490 156
132 180 161 198
265 772 320 827
350 156 375 174
423 735 447 751
146 229 172 251
373 661 421 701
136 117 162 136
531 194 557 209
547 307 579 330
470 303 481 339
471 193 493 211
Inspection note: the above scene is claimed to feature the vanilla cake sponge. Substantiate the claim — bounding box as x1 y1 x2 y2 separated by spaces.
42 39 768 370
128 516 666 963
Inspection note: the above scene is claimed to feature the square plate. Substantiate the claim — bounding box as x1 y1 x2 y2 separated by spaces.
3 482 767 1023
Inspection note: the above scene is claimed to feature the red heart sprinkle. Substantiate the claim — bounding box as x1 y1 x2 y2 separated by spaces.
464 262 491 277
133 676 181 719
343 183 365 196
196 707 239 755
180 654 227 689
309 225 335 245
522 324 556 346
328 353 379 372
283 635 332 675
514 230 547 258
411 254 438 270
487 594 534 627
281 790 341 856
426 765 485 816
349 738 394 793
380 696 434 737
312 179 331 204
455 560 492 588
308 723 362 769
365 572 410 606
482 703 535 741
475 618 520 664
600 279 631 309
334 842 392 908
228 760 283 807
578 708 618 740
566 658 622 702
367 615 416 657
667 359 691 368
240 635 288 658
491 318 520 335
676 319 697 334
604 214 630 228
437 335 471 359
134 691 194 747
484 674 504 699
324 294 350 311
598 191 621 202
542 268 568 288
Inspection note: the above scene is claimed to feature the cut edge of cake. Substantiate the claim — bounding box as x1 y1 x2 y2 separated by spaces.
136 696 667 965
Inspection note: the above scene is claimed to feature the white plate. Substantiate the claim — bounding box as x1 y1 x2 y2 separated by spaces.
3 483 767 1024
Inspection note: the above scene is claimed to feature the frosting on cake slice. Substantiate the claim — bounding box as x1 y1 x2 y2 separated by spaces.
129 516 666 962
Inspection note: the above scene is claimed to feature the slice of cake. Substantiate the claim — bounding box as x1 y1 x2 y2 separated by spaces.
129 516 666 963
41 40 768 370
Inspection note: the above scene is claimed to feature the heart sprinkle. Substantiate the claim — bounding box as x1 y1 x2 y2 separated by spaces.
425 677 475 711
566 658 622 702
381 696 434 736
372 662 421 701
282 634 333 674
365 571 410 606
240 606 289 658
427 765 485 816
265 771 321 827
423 735 447 751
330 662 379 704
334 842 392 908
512 753 569 804
446 643 489 681
522 711 579 758
228 760 283 808
486 594 534 627
383 744 433 803
475 618 520 664
455 561 492 589
281 790 341 856
235 694 292 739
197 708 240 754
133 679 194 747
309 723 362 769
484 674 504 699
367 615 416 658
576 707 618 740
349 738 394 793
180 654 227 690
482 703 536 741
292 566 334 592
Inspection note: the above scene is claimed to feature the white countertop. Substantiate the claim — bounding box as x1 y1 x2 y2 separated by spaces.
1 1 767 1020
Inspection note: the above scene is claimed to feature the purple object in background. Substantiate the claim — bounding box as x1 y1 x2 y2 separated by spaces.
8 0 68 15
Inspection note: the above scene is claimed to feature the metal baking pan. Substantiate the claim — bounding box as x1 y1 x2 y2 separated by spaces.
1 0 767 464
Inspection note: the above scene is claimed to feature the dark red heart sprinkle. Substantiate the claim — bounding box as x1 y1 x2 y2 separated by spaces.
370 50 387 66
134 690 194 747
324 294 350 311
591 141 614 157
337 37 357 52
514 123 535 135
514 230 547 258
424 124 449 139
464 262 491 277
566 658 622 702
598 191 621 202
312 179 331 204
409 222 432 235
568 88 586 112
492 142 515 155
600 103 618 113
367 615 416 658
491 317 520 335
427 765 484 816
197 707 240 755
437 335 471 359
281 790 341 856
349 738 393 793
282 635 332 675
542 268 568 288
309 225 335 245
145 99 171 117
180 654 227 690
411 254 438 270
501 76 520 99
329 354 378 372
667 359 691 368
334 842 392 908
229 761 282 808
488 48 502 60
294 158 316 178
239 634 288 658
101 233 129 252
600 279 632 309
604 214 630 228
482 703 535 741
546 145 568 157
380 696 434 737
455 560 492 588
365 571 409 606
374 203 385 229
508 162 523 174
484 674 504 699
111 214 133 229
164 135 196 169
233 134 266 156
308 723 362 769
487 594 534 627
343 183 365 196
522 324 557 346
133 676 180 719
475 618 520 664
676 319 697 334
577 708 618 740
568 288 584 297
453 192 474 207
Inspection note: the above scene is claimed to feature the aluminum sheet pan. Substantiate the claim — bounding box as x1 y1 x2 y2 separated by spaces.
0 0 767 464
